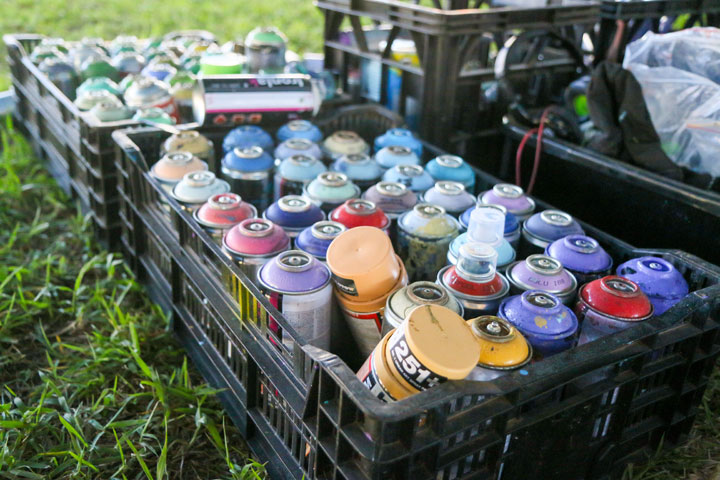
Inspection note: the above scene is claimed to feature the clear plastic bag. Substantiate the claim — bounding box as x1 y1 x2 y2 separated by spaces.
624 29 720 178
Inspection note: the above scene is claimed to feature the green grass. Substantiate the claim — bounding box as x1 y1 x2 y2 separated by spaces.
0 120 265 478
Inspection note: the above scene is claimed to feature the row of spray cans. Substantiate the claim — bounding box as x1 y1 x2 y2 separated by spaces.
145 119 691 402
31 28 328 126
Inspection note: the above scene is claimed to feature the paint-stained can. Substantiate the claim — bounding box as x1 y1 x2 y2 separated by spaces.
385 305 480 391
576 276 654 345
466 316 532 382
545 235 613 285
170 170 230 212
362 181 417 221
425 155 476 193
498 291 578 359
479 184 535 221
382 281 463 336
616 256 689 315
274 154 327 200
303 172 361 214
506 255 578 305
221 146 274 211
263 195 325 239
194 192 257 240
160 130 215 165
258 250 333 350
357 330 417 402
296 221 346 262
397 204 460 283
223 218 290 280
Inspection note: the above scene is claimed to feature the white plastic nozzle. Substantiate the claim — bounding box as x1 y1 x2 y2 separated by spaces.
456 242 498 282
468 204 505 246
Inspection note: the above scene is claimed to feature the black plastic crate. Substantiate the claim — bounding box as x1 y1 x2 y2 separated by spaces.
113 105 720 480
4 33 146 251
591 0 720 63
501 121 720 267
317 0 598 157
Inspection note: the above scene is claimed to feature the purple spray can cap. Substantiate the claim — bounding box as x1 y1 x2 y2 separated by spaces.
522 210 584 251
479 184 535 221
498 290 578 358
258 250 331 294
616 256 689 315
545 234 613 284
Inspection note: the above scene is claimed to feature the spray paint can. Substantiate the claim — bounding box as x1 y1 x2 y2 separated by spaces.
223 218 291 280
546 235 613 285
124 76 179 122
89 101 133 122
303 172 361 214
274 154 327 200
438 241 510 318
221 146 274 212
193 74 320 128
425 155 476 193
322 131 369 160
194 192 257 240
38 57 79 100
397 204 460 283
79 55 119 82
160 130 215 165
222 125 274 154
466 316 532 382
327 227 408 356
506 255 578 305
521 210 585 256
330 153 384 190
382 164 434 195
258 250 333 350
170 170 230 212
74 89 122 111
199 52 245 75
479 184 535 222
616 257 689 315
498 291 578 359
276 119 323 143
132 107 176 125
375 146 421 170
167 71 196 123
422 181 476 216
274 137 323 162
576 276 654 345
447 233 516 273
459 204 521 248
373 128 423 158
382 282 463 336
263 195 325 239
141 61 177 82
30 45 61 65
111 51 146 78
245 27 288 74
76 76 122 98
296 221 346 262
357 330 416 402
385 305 480 391
150 151 208 194
329 199 390 233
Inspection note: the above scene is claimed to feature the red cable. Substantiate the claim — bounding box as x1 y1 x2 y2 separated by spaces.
515 107 552 195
